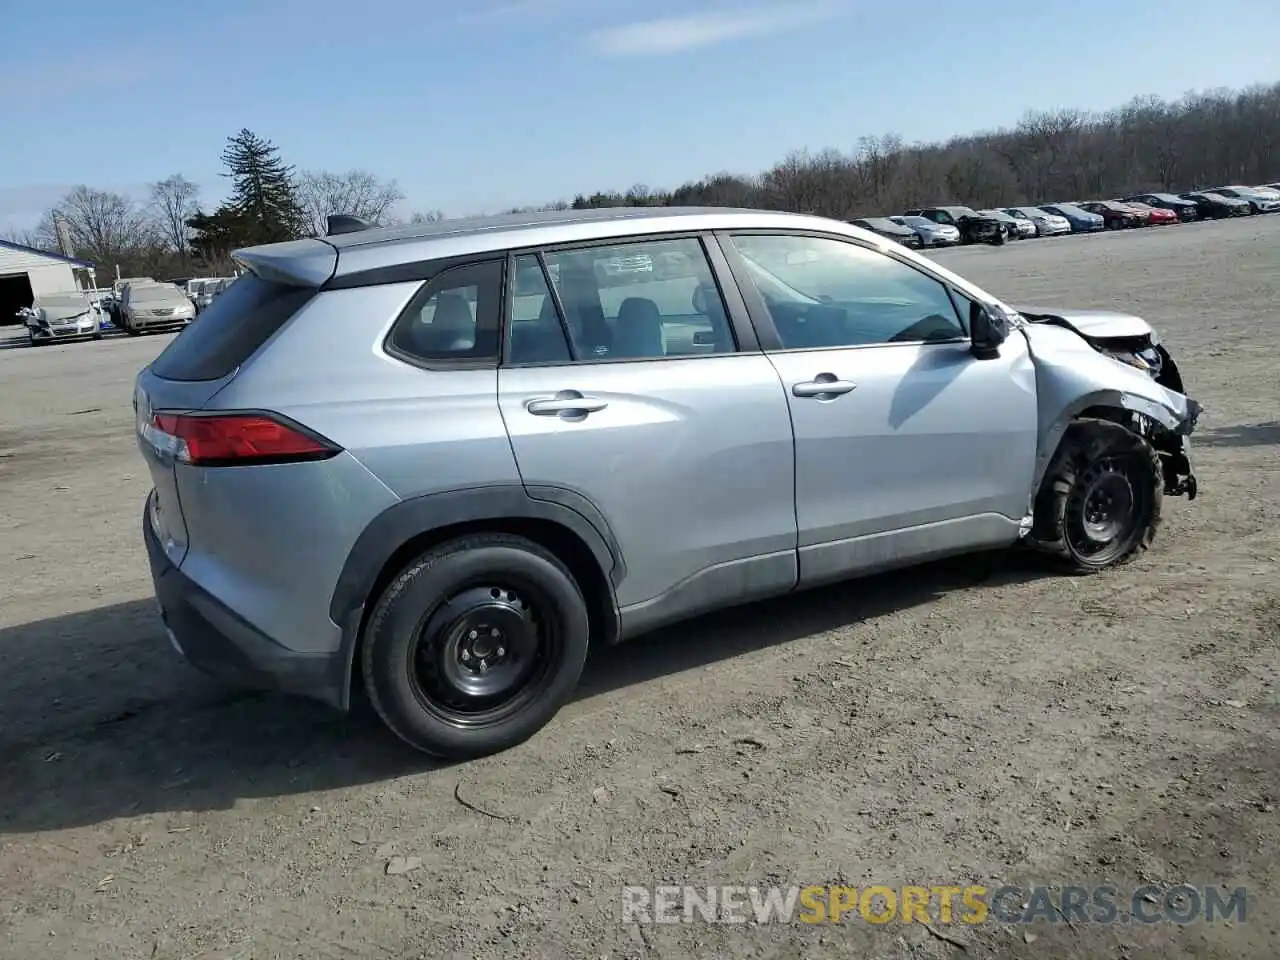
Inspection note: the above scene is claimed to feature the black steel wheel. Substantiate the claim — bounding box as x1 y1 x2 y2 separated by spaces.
361 533 590 759
1029 417 1163 572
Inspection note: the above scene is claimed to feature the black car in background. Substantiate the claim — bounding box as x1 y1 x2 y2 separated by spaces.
902 206 1005 245
1125 193 1201 221
1179 191 1253 218
849 217 922 248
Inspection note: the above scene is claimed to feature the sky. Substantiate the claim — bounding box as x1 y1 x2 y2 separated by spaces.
1 0 1276 230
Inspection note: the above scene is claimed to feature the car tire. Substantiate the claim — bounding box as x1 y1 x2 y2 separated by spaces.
1029 418 1163 573
361 532 591 759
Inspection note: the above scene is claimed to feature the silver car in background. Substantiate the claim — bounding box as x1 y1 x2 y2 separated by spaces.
1004 206 1072 237
118 281 196 335
192 277 234 313
889 214 961 246
980 209 1036 239
24 291 105 346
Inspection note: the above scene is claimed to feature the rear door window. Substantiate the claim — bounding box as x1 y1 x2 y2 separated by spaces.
149 275 316 382
385 259 504 364
534 237 738 361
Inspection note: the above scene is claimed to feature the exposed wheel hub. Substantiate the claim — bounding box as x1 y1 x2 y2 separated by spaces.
1080 466 1134 543
416 586 541 708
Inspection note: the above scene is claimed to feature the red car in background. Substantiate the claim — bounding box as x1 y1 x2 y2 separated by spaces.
1119 200 1178 225
1081 200 1149 228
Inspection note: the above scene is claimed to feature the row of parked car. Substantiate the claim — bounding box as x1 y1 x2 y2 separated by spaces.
17 275 235 347
849 182 1280 249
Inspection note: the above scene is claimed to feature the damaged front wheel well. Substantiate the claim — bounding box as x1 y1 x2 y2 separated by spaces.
1045 405 1195 502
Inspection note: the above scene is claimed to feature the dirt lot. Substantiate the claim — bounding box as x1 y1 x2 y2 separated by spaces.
1 218 1277 960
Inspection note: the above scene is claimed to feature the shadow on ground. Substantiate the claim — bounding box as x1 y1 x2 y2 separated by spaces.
1196 421 1280 448
0 550 1045 833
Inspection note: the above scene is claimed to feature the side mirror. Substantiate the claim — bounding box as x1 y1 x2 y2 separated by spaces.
969 301 1008 360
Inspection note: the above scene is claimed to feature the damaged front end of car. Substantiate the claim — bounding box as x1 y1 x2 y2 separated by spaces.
1013 306 1201 502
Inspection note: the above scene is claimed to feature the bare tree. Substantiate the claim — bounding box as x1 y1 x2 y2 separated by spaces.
46 186 154 263
409 209 446 223
296 169 404 236
149 175 200 256
0 225 47 249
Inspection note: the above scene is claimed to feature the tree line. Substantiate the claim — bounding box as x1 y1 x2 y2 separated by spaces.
562 82 1280 216
3 81 1277 279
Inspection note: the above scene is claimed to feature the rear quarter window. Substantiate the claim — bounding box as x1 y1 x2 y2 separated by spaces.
148 275 316 382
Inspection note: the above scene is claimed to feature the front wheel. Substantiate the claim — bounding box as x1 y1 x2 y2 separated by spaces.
361 533 591 759
1029 418 1163 572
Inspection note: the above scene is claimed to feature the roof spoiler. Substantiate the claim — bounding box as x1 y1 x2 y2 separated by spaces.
326 214 375 236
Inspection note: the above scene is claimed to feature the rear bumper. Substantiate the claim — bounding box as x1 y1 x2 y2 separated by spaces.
143 494 347 709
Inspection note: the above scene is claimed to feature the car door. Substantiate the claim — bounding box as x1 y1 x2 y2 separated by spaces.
496 235 799 635
717 230 1039 588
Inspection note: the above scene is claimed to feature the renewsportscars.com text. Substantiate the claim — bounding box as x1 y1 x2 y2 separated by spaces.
620 884 1247 926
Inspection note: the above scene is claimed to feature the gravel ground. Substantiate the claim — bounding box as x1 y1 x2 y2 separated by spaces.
1 217 1277 960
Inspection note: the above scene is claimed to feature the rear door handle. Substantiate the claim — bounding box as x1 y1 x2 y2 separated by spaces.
792 375 857 399
526 391 608 416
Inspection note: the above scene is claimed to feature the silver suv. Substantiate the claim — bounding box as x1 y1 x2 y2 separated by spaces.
135 207 1201 759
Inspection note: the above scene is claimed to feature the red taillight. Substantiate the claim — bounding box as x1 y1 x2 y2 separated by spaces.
151 412 340 467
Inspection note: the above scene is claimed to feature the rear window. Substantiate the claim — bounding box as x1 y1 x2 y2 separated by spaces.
149 275 315 382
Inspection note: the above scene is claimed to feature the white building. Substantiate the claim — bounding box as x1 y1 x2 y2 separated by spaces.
0 240 95 322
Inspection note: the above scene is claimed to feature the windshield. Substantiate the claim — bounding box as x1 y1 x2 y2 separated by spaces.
900 215 933 227
37 294 89 309
132 285 184 303
980 210 1013 221
1052 204 1087 216
946 207 980 218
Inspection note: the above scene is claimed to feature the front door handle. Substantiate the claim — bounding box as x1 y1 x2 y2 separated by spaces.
526 390 608 417
792 374 857 399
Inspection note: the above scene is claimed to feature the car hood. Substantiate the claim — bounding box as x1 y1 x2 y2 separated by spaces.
1013 306 1154 341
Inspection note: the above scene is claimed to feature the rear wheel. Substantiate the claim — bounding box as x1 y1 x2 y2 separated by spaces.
1030 418 1162 572
361 533 590 759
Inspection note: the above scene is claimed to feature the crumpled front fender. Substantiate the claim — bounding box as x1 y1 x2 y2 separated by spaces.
1020 323 1201 495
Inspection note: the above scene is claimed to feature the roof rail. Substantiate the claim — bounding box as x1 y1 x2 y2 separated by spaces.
326 214 374 236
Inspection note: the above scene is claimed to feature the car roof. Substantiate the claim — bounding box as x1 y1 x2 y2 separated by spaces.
233 206 887 287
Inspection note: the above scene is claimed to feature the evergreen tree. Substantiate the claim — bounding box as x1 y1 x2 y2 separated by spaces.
220 128 303 243
186 206 256 265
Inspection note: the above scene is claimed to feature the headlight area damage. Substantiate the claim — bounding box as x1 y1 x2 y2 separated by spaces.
1015 306 1201 502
